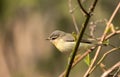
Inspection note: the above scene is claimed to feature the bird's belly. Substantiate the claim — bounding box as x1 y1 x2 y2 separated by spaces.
56 41 75 53
55 39 92 54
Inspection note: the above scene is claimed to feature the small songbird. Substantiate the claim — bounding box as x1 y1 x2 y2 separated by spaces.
47 30 94 54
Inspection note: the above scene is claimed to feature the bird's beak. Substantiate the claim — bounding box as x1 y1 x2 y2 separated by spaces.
46 37 50 40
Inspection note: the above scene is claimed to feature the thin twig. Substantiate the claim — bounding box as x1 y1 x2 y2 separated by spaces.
113 66 120 77
89 22 96 38
83 2 120 77
105 2 120 34
68 0 79 34
59 46 96 77
77 0 88 15
101 61 120 77
89 47 120 74
88 0 98 14
72 47 96 67
100 63 107 72
65 17 90 77
65 0 99 77
84 46 102 77
105 30 120 40
104 19 116 33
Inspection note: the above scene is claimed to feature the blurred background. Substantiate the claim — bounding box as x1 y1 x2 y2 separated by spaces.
0 0 120 77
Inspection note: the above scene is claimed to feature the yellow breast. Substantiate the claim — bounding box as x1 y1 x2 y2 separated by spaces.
52 39 75 53
51 39 93 54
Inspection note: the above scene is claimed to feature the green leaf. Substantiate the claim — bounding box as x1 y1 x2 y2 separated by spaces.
72 32 77 41
84 54 91 66
103 39 110 46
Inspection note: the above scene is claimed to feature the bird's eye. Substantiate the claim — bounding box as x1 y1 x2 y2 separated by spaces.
51 37 56 40
50 34 59 40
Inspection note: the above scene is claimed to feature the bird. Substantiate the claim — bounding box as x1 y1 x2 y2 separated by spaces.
47 30 94 54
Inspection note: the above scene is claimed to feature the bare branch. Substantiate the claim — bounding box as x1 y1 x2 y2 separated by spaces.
59 46 96 77
65 0 99 76
101 61 120 77
105 30 120 40
83 2 120 77
89 47 120 74
113 66 120 77
100 63 107 72
77 0 88 15
89 22 97 38
105 2 120 34
68 0 79 34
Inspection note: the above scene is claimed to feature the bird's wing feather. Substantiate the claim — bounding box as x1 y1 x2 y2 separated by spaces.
62 34 75 42
62 33 92 44
81 39 92 44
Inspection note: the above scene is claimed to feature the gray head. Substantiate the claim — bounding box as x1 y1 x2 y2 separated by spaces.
47 30 65 41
